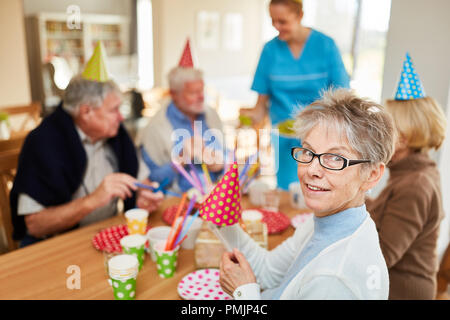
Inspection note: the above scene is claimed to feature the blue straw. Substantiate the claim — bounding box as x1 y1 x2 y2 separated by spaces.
174 209 200 248
134 182 158 192
134 180 181 197
174 195 197 244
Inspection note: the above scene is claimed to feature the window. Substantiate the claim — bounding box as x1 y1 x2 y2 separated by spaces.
262 0 392 103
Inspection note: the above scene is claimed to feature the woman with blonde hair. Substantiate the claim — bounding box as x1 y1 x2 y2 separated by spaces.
366 53 447 299
240 0 349 190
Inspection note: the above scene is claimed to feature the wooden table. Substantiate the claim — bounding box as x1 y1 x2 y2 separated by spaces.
0 192 310 300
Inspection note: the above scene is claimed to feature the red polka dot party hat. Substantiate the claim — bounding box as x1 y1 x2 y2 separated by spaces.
178 38 194 68
199 162 241 226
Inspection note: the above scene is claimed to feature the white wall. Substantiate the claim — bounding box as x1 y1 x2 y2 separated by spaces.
0 0 31 108
151 0 264 92
23 0 132 16
380 0 450 259
381 0 450 112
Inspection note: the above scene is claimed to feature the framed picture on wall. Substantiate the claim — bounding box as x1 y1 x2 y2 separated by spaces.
197 11 220 50
223 13 243 51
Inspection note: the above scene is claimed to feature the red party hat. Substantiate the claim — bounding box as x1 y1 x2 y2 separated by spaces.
199 162 241 226
178 38 194 68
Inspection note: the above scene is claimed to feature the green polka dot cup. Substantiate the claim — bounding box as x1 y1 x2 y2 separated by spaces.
120 234 147 271
154 240 179 279
108 254 139 300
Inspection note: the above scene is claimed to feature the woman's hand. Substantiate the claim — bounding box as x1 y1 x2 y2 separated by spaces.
219 248 257 296
239 95 269 126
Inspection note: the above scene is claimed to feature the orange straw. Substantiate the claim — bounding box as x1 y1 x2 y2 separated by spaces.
165 193 187 251
168 198 193 250
167 221 183 250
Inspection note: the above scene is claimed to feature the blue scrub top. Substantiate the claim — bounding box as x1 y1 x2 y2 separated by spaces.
251 29 350 190
251 29 350 125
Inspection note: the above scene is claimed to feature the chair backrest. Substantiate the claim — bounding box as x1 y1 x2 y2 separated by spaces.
0 136 25 252
0 102 41 138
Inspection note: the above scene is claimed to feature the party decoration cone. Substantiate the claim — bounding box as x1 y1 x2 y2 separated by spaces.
178 38 194 68
199 162 241 226
394 52 426 100
82 41 110 82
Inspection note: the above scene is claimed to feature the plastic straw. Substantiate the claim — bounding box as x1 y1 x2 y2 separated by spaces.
201 163 213 189
174 195 197 246
165 193 187 251
171 161 201 192
173 234 188 248
209 223 232 252
173 209 200 248
189 164 205 194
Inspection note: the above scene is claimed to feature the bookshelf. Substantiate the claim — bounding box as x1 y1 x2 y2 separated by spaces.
25 13 130 111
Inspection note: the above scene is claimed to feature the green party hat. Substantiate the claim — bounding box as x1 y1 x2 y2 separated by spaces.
82 41 110 82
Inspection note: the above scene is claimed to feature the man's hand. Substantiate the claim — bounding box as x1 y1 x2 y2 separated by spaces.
136 179 164 213
88 173 138 209
219 248 257 296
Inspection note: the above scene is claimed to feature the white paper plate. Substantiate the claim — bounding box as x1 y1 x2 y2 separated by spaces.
177 268 232 300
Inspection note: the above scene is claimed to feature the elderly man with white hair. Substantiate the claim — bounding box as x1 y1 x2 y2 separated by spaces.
10 75 164 247
137 66 225 194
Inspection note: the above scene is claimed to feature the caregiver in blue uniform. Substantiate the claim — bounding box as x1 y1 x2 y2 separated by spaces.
241 0 350 190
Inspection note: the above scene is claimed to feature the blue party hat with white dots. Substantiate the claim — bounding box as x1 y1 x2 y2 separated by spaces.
395 53 426 100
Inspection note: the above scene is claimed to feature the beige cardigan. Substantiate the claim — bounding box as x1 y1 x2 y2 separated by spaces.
136 102 223 193
366 153 445 299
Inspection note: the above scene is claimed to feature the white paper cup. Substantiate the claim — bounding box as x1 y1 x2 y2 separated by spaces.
146 226 172 261
242 209 264 234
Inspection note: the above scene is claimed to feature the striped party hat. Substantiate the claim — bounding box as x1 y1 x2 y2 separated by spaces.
395 53 426 100
82 41 110 82
199 162 241 226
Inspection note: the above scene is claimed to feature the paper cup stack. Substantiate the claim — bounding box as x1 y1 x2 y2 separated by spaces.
108 254 139 300
120 234 147 271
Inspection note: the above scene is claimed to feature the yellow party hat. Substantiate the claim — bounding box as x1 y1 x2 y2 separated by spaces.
82 41 109 82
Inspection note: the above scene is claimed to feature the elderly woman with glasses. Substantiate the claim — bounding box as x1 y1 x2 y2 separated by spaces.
218 89 396 300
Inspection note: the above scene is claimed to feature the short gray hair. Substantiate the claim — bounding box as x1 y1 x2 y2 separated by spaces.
294 88 396 166
168 66 203 92
63 75 121 116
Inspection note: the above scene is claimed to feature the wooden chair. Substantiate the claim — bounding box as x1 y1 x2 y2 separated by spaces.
0 102 41 138
0 136 25 252
436 242 450 299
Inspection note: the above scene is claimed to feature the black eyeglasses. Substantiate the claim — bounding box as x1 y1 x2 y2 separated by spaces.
291 147 371 171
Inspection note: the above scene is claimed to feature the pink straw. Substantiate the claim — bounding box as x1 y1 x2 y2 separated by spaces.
171 161 202 193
